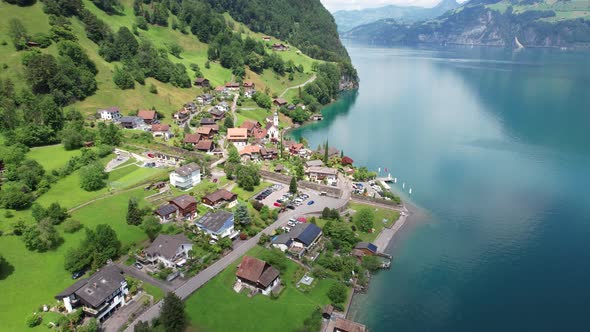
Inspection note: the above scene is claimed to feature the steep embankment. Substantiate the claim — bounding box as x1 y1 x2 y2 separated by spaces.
343 0 590 48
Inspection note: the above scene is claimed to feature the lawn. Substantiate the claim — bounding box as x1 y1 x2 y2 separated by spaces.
27 145 81 172
142 282 165 302
185 246 335 332
108 165 169 190
235 108 272 126
0 187 149 332
348 203 401 242
232 181 272 201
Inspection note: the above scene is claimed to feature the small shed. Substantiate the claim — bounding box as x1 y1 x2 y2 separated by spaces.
322 304 334 319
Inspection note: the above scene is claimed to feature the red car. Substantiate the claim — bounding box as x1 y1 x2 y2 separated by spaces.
273 202 282 207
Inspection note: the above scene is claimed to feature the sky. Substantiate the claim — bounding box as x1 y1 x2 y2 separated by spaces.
321 0 464 12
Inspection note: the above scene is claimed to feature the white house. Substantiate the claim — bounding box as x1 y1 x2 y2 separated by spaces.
227 128 248 148
143 234 193 268
194 210 238 240
98 107 122 121
152 124 171 140
55 264 128 321
306 166 338 185
170 163 201 190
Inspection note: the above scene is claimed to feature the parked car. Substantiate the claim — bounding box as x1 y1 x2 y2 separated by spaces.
287 221 296 227
273 202 282 207
71 270 85 280
134 262 143 270
289 218 297 223
282 226 291 232
307 200 315 205
286 205 296 210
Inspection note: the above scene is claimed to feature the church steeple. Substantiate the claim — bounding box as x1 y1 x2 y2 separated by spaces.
273 111 279 127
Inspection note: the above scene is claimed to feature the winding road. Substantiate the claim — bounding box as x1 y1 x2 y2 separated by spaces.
279 74 317 98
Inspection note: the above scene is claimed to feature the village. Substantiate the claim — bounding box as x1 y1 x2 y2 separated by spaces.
40 79 407 332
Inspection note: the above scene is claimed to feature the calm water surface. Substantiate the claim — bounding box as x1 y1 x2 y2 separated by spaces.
291 45 590 331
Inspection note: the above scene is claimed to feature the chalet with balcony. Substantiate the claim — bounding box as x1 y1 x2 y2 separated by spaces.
142 234 193 268
201 189 238 208
137 110 157 125
55 264 128 321
194 77 210 87
98 107 121 121
235 256 281 296
169 194 198 221
194 210 237 240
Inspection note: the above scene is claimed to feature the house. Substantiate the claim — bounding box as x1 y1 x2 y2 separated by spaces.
265 112 280 141
311 113 323 121
260 147 278 160
194 210 237 240
272 223 322 256
55 264 128 321
154 204 178 223
143 234 193 268
331 317 367 332
274 164 284 173
119 116 144 129
287 104 296 111
169 194 198 220
354 242 378 256
197 94 213 105
239 145 261 161
209 108 225 120
202 123 219 133
195 140 214 153
240 120 261 137
243 81 255 91
200 118 216 126
216 101 230 112
306 167 338 185
214 86 226 94
196 126 214 139
225 82 240 91
194 77 210 87
235 256 281 296
137 110 157 124
174 109 190 124
152 124 171 139
170 163 201 190
253 127 268 141
272 43 289 51
271 233 293 252
227 128 248 147
185 102 197 112
273 98 288 107
201 189 238 208
305 160 324 168
98 107 121 121
262 36 271 42
289 143 304 155
183 133 201 146
289 223 322 252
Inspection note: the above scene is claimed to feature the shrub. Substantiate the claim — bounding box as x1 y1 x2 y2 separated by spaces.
239 232 248 240
149 84 158 94
327 282 347 306
25 313 42 327
63 219 83 233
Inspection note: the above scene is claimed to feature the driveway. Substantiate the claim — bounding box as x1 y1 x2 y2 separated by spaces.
116 263 175 293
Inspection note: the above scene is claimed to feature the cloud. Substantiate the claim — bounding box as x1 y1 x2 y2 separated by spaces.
321 0 463 12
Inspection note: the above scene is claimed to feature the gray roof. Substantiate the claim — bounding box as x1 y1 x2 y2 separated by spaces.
120 116 142 123
144 234 192 260
174 162 200 177
355 242 378 253
196 210 233 233
272 233 292 246
99 106 120 113
305 160 324 167
155 204 177 217
56 264 125 308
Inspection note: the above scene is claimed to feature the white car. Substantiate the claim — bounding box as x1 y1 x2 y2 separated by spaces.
287 221 296 227
282 226 291 232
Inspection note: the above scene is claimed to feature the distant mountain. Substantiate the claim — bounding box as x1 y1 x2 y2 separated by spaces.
333 0 461 33
342 0 590 48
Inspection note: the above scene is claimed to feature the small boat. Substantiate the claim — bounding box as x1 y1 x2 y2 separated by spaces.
394 177 397 183
402 183 405 189
409 188 413 195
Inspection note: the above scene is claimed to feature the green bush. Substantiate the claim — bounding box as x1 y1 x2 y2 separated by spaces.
25 313 42 328
63 219 83 233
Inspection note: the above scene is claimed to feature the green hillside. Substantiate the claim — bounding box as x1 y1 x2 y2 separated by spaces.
0 0 324 117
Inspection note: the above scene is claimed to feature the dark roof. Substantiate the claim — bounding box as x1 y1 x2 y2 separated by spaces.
120 116 141 123
155 204 177 217
273 98 288 105
200 118 216 125
272 233 292 246
305 160 324 167
290 223 322 247
210 109 225 117
355 242 378 254
56 265 125 308
170 194 197 210
174 163 200 177
100 107 120 113
144 234 191 260
236 256 280 288
203 189 236 204
196 210 233 232
195 77 208 83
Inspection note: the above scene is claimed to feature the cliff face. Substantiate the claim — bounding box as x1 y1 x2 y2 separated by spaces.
343 0 590 49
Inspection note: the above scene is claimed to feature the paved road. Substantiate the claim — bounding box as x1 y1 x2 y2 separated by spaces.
116 263 175 293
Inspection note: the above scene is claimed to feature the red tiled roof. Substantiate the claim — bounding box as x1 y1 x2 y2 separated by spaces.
195 140 214 151
196 127 213 135
152 124 169 132
138 110 156 120
184 133 200 144
239 145 261 156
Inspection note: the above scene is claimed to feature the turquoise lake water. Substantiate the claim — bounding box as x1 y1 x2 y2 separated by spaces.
290 45 590 331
